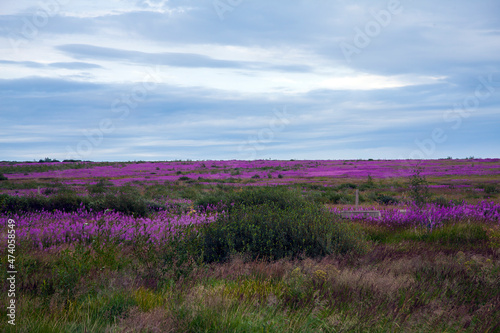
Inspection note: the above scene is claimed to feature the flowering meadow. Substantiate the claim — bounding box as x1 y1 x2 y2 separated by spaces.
331 200 500 228
1 159 499 332
0 207 217 251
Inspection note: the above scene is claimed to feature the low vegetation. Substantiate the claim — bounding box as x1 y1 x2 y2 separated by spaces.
0 161 499 332
199 189 369 263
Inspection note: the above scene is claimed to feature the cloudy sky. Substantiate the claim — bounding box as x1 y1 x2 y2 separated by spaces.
1 0 499 161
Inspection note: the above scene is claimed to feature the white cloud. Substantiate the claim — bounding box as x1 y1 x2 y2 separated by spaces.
0 0 499 161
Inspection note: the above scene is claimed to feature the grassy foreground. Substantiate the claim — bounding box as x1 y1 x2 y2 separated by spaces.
2 231 499 332
1 188 500 332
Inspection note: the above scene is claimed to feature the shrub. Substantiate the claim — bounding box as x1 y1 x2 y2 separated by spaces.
96 191 155 217
432 196 453 207
305 190 328 204
482 184 498 195
0 193 83 213
358 184 371 191
375 194 399 205
359 175 376 191
38 157 60 163
87 179 112 194
408 166 430 207
0 173 7 181
325 192 353 204
199 198 369 263
194 186 308 212
0 191 161 217
337 183 357 190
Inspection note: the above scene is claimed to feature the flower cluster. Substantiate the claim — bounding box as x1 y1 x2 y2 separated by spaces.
331 200 500 229
0 208 216 250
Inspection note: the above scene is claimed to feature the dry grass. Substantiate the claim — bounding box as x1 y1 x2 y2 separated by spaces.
111 307 177 333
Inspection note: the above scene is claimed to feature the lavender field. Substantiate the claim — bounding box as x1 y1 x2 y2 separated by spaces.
1 158 500 332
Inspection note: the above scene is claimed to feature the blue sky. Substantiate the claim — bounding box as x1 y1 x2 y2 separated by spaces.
1 0 499 161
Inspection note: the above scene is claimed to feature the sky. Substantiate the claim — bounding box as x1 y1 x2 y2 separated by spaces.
0 0 499 161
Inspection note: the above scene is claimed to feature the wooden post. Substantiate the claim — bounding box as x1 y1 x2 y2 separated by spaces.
355 189 359 209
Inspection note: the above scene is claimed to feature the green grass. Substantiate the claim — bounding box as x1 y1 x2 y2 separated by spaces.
1 185 499 332
0 161 120 175
0 190 166 217
1 228 499 332
362 222 491 250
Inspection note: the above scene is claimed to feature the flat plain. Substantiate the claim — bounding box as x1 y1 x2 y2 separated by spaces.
1 158 499 332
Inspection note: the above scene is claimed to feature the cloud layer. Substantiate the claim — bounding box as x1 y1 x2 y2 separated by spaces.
0 0 499 161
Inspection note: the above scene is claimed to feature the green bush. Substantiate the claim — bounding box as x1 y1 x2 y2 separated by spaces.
0 173 7 181
305 190 329 204
408 167 430 207
375 194 399 205
199 199 369 263
194 186 308 211
432 196 453 207
337 183 357 190
87 179 112 194
481 184 498 195
39 157 60 163
0 192 162 217
324 192 353 204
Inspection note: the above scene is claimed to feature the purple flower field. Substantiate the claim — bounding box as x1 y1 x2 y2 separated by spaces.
1 158 499 251
331 200 500 228
2 201 499 252
2 158 500 185
1 208 216 250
